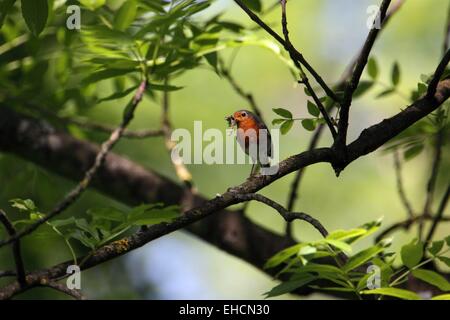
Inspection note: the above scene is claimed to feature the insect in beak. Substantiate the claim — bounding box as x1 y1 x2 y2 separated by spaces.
225 115 236 127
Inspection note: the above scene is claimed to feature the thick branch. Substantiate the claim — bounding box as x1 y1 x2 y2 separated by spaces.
0 80 147 248
0 78 449 298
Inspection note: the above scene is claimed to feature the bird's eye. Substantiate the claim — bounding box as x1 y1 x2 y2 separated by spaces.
241 112 247 117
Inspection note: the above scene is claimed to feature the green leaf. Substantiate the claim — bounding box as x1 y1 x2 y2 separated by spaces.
10 198 37 212
82 69 136 85
445 235 450 246
97 84 139 103
376 88 395 99
401 239 423 269
412 269 450 291
298 245 317 256
367 57 378 79
361 288 421 300
114 0 138 31
265 243 304 269
127 204 179 226
307 101 320 117
241 0 262 13
148 82 183 92
309 286 355 293
353 81 373 98
264 275 316 298
432 294 450 300
403 144 424 161
21 0 48 36
70 230 97 249
272 108 292 119
428 240 444 256
392 62 400 86
343 245 384 272
301 119 316 132
280 120 293 135
75 218 99 241
0 0 16 28
324 239 352 255
79 0 105 10
51 217 77 228
438 256 450 267
87 207 126 222
204 52 218 73
272 118 285 126
327 228 367 242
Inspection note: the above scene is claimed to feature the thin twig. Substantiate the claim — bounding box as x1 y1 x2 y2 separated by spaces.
0 80 148 248
0 271 16 278
393 149 414 218
376 212 450 243
443 2 450 54
285 0 405 236
419 129 445 239
41 281 85 300
219 58 265 123
425 183 450 244
0 210 26 287
31 106 164 139
58 116 164 139
280 0 337 139
339 0 405 83
338 0 392 148
234 193 329 238
233 0 340 104
285 124 325 237
161 80 194 190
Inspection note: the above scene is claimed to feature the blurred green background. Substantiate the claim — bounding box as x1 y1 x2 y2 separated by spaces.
0 0 449 299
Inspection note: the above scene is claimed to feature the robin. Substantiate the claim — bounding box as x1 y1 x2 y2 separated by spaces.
226 110 272 176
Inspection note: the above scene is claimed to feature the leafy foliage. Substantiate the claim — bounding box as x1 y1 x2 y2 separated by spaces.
265 220 450 300
10 199 179 258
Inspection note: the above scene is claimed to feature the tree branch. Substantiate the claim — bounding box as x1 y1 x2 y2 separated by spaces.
337 0 392 148
0 76 449 298
286 0 404 234
376 212 450 243
393 149 415 218
234 193 329 238
32 107 164 139
425 183 450 244
40 281 85 300
0 80 148 248
427 49 450 99
161 80 195 191
219 58 266 124
279 0 337 139
419 129 445 238
0 210 26 287
232 0 339 104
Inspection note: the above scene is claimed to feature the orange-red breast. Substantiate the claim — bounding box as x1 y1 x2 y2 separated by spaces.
226 110 272 170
